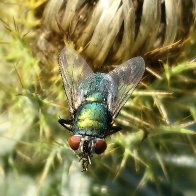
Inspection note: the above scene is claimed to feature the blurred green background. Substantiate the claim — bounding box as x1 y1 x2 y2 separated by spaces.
0 1 196 196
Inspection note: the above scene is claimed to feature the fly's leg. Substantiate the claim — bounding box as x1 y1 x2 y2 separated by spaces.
106 126 121 136
58 118 73 132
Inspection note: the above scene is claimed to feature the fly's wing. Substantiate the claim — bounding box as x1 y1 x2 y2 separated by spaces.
59 47 93 113
108 57 145 118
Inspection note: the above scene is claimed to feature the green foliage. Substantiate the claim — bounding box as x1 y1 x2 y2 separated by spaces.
0 1 195 196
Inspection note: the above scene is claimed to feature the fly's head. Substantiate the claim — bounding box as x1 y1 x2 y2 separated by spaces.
68 135 107 171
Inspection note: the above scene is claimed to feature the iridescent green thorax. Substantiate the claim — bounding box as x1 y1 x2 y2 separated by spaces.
73 92 111 138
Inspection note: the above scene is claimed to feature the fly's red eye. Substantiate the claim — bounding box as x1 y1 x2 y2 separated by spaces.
68 135 81 150
95 139 107 154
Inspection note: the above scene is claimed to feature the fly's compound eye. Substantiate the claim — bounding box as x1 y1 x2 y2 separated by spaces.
68 135 81 150
95 139 107 154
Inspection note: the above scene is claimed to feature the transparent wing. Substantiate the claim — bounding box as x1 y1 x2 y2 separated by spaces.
59 46 93 113
108 57 145 118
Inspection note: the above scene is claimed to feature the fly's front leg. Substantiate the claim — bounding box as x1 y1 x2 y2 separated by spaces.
106 125 121 136
58 118 73 132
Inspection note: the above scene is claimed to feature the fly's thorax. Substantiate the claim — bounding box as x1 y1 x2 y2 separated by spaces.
73 94 112 137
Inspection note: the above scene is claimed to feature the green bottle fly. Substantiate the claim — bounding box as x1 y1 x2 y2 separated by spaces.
58 46 145 171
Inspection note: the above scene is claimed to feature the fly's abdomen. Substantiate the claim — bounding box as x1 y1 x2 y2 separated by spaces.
73 102 111 137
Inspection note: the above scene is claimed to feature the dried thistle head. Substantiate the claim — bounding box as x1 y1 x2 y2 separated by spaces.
35 0 195 70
